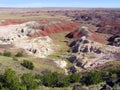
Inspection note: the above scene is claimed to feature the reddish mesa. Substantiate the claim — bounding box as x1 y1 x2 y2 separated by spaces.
66 27 106 44
31 20 80 37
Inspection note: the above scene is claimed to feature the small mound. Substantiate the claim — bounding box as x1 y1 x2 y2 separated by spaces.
66 26 106 44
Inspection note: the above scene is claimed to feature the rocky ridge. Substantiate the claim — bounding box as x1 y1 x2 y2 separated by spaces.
68 26 120 69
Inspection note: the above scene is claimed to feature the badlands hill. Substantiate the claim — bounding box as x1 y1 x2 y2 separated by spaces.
67 26 120 70
0 8 119 75
0 20 79 58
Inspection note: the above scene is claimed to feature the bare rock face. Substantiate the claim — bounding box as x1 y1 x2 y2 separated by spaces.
0 21 54 58
108 35 120 47
68 27 120 69
70 66 78 73
54 60 67 68
15 36 54 58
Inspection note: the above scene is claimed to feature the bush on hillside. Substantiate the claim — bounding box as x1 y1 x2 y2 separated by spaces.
15 51 24 57
69 73 81 83
42 72 70 87
82 71 103 86
3 51 11 57
21 60 34 70
0 69 21 90
21 73 38 90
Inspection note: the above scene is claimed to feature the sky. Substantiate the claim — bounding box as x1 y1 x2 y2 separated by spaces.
0 0 119 8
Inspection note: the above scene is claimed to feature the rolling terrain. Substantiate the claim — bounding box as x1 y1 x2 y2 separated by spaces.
0 8 120 90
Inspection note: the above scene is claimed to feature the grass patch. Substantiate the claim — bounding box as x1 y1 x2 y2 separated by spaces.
12 57 18 61
48 31 71 60
96 61 120 71
48 47 69 60
48 32 74 69
38 86 72 90
17 56 65 74
0 53 64 75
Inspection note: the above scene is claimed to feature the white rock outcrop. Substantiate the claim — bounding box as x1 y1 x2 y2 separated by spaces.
0 21 54 58
54 60 67 68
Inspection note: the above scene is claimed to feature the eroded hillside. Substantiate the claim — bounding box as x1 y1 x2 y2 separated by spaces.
0 8 120 75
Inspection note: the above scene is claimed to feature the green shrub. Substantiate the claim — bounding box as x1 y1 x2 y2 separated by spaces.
12 57 18 61
15 51 23 57
21 60 34 70
42 72 70 87
0 69 38 90
19 85 27 90
2 69 21 90
1 88 9 90
69 73 81 83
3 51 11 57
82 71 103 86
21 73 38 90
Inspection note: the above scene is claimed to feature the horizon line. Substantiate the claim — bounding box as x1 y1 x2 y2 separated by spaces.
0 7 120 9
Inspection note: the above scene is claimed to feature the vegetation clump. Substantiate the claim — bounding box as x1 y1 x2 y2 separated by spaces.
0 68 120 90
21 73 38 90
0 69 39 90
15 51 24 57
82 71 103 86
3 51 11 57
42 72 70 87
69 73 81 83
21 60 34 70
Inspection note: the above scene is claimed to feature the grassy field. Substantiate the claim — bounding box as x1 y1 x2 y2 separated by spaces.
48 32 73 68
48 31 70 60
0 54 64 75
18 56 64 73
0 55 31 75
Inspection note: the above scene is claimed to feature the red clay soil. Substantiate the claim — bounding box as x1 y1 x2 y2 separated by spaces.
66 27 106 44
88 30 106 44
0 19 25 26
31 20 80 37
0 19 80 37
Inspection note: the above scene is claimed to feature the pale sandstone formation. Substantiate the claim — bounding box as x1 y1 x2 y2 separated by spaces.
0 21 54 58
54 60 67 68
